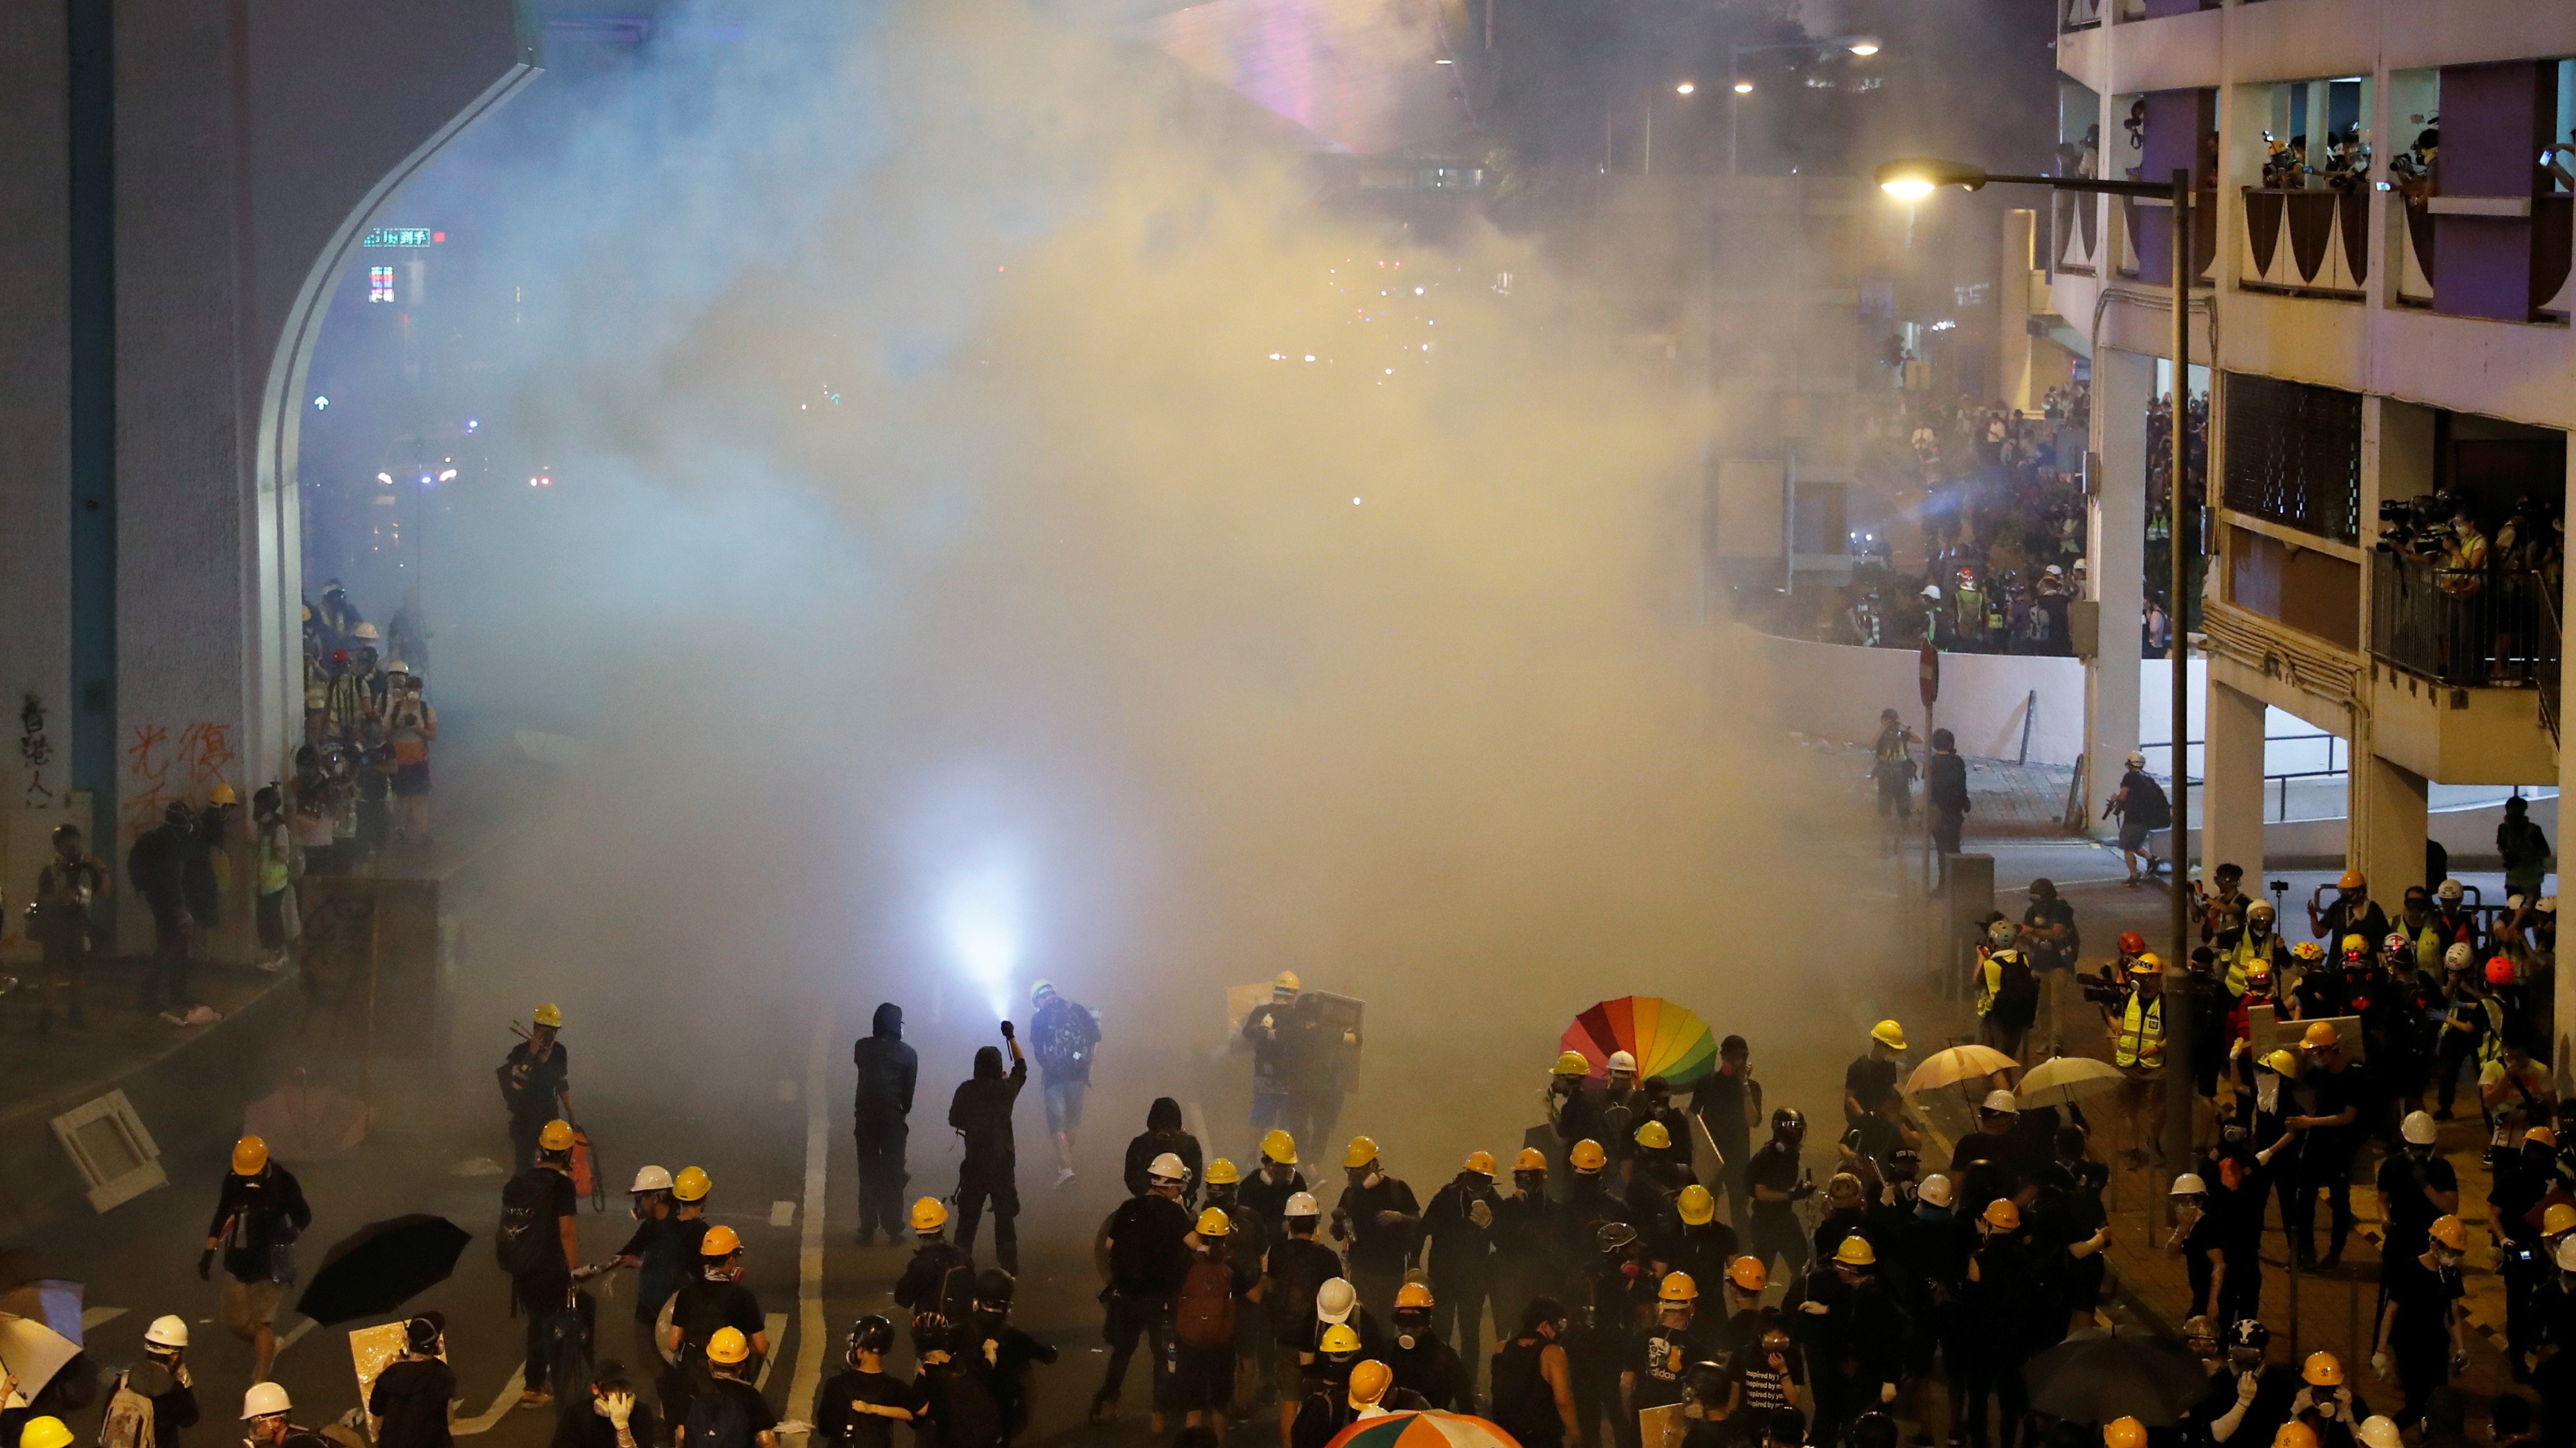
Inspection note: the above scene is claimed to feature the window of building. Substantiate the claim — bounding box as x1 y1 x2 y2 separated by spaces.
2220 371 2361 542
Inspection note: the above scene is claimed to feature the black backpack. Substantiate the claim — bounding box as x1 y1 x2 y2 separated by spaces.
682 1389 753 1448
495 1170 559 1276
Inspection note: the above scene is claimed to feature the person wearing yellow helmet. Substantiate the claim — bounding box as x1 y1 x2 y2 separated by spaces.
669 1225 769 1413
1094 1151 1197 1430
2286 1017 2364 1272
1622 1271 1707 1427
201 1134 312 1382
1384 1281 1472 1410
499 1005 575 1175
1416 1152 1504 1382
2374 1209 2468 1423
1665 1183 1742 1306
1845 1022 1908 1128
1172 1208 1252 1436
1241 1130 1310 1238
1490 1149 1563 1357
852 1002 919 1248
1241 974 1305 1144
1332 1137 1421 1314
1197 1157 1272 1385
894 1197 973 1329
503 1120 590 1407
1543 1050 1593 1141
677 1324 780 1448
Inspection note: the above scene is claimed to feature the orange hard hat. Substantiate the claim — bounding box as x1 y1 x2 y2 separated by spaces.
1983 1198 2021 1229
1726 1256 1768 1291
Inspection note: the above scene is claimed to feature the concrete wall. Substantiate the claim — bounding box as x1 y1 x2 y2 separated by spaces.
0 3 72 829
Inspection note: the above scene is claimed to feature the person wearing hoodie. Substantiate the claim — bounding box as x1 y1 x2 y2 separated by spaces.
948 1025 1029 1273
853 1003 919 1247
1125 1099 1205 1203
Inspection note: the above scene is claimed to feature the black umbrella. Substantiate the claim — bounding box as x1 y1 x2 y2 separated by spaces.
295 1215 473 1327
2025 1326 2214 1427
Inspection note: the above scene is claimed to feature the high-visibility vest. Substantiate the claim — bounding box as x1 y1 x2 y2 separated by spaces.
2221 930 2277 997
2116 991 2166 1070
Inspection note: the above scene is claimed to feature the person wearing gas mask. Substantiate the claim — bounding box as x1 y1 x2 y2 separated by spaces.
2372 1216 2468 1427
809 1315 916 1448
1416 1153 1501 1386
1384 1284 1472 1411
965 1272 1054 1445
2525 1236 2576 1446
2375 1113 2460 1284
2196 1319 2299 1446
1676 1360 1736 1448
1622 1271 1708 1431
1492 1151 1566 1351
1572 1222 1652 1448
1664 1185 1741 1294
1744 1110 1815 1284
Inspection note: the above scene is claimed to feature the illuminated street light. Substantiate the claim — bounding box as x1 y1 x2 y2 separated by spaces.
1874 157 1994 197
1732 79 1753 94
1675 81 1696 95
1845 37 1882 56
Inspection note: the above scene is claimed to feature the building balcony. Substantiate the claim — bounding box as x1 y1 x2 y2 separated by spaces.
2239 186 2365 299
2365 554 2559 780
2395 192 2575 321
2061 0 2102 31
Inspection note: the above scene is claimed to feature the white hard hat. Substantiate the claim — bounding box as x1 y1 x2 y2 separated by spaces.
2437 879 2464 901
1148 1152 1188 1182
1607 1050 1637 1074
2169 1173 2207 1196
2357 1419 2402 1448
1981 1090 2020 1114
351 622 380 641
144 1315 189 1350
2559 1236 2576 1273
1916 1174 1954 1208
241 1384 293 1420
2543 897 2560 915
385 660 412 676
1285 1192 1320 1217
2444 943 2473 970
631 1164 674 1194
2402 1111 2439 1146
1316 1277 1356 1324
1921 584 1943 602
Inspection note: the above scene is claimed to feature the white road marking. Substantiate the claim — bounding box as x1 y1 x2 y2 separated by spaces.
771 1200 796 1228
452 1366 526 1436
273 1317 318 1358
783 1006 836 1443
754 1311 790 1390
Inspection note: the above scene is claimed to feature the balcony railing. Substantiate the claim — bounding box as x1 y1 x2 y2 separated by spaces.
2239 186 2365 298
2062 0 2101 28
2395 190 2576 321
2370 554 2557 689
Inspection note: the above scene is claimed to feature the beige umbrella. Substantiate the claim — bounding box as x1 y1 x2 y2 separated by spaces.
2016 1055 2126 1109
0 1312 82 1406
1905 1044 2019 1094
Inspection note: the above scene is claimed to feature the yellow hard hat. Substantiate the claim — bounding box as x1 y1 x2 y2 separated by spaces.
672 1166 711 1202
1834 1235 1878 1267
208 784 239 806
231 1136 270 1175
701 1224 742 1257
2532 1127 2562 1149
2430 1215 2470 1250
2303 1351 2343 1386
1677 1184 1716 1227
1870 1019 1907 1051
1348 1359 1393 1407
1657 1271 1699 1302
2340 934 2367 956
1196 1208 1232 1238
1569 1139 1608 1172
17 1419 73 1448
533 1003 564 1029
2546 1204 2576 1238
2105 1419 2147 1448
2292 941 2325 961
1514 1147 1549 1173
2274 1424 2321 1448
2131 952 2163 974
707 1327 750 1366
2337 869 2365 891
1463 1151 1498 1176
1260 1130 1298 1165
1319 1323 1362 1355
2260 1049 2299 1077
2302 1022 2339 1049
1553 1050 1592 1076
1726 1256 1768 1290
1205 1158 1241 1186
1394 1282 1435 1310
1634 1120 1672 1151
1275 971 1302 994
539 1119 576 1153
1983 1198 2021 1229
1344 1136 1379 1169
911 1197 950 1232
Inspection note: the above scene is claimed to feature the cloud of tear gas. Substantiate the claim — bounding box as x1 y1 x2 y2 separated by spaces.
406 0 1882 1095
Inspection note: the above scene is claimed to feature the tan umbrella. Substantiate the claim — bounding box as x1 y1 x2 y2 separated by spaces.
0 1312 82 1405
1905 1044 2019 1094
2016 1055 2126 1109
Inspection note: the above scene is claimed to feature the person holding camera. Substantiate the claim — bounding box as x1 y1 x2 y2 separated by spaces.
949 1023 1029 1274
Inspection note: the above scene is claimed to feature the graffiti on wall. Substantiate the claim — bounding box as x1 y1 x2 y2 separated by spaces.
18 694 53 807
121 721 239 837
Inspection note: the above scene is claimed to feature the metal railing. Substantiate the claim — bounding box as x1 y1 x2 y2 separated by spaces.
2371 554 2556 689
2061 0 2102 28
2543 583 2564 747
2137 731 2348 823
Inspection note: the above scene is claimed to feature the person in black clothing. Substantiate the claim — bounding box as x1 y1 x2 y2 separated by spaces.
1925 729 1970 867
2309 871 2391 949
1263 1194 1344 1429
1842 1026 1904 1131
2288 1029 2364 1270
115 1316 200 1448
1385 1282 1473 1411
2374 1218 2469 1427
552 1363 654 1448
1095 1152 1193 1429
129 801 196 1015
1625 1273 1709 1429
609 1167 687 1407
893 1201 975 1322
810 1315 918 1448
2376 1113 2461 1284
1125 1098 1204 1202
2193 1320 2299 1448
948 1025 1029 1273
31 822 110 1034
1417 1154 1501 1378
909 1313 1004 1448
2108 752 2172 886
2527 1242 2576 1448
678 1330 778 1448
965 1271 1056 1443
1493 1152 1565 1349
1489 1299 1582 1448
506 1123 587 1408
1242 975 1305 1141
184 790 230 936
499 1010 576 1176
1745 1110 1814 1283
369 1315 458 1448
1240 1136 1307 1235
2493 1129 2559 1377
853 1003 918 1247
1332 1137 1421 1313
1960 1200 2039 1448
1691 1037 1759 1226
200 1136 312 1383
1027 982 1102 1189
667 1228 769 1402
1664 1186 1741 1297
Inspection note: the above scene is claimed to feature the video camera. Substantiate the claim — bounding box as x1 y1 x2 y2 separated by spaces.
2076 968 2128 1007
2376 493 2457 556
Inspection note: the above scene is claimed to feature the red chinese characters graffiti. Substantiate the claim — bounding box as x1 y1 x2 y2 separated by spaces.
121 721 238 837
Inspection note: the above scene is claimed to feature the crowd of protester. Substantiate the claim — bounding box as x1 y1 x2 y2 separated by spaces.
299 577 440 866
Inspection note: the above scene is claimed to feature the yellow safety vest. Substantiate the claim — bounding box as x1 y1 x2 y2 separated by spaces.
2116 992 2166 1070
2221 929 2277 998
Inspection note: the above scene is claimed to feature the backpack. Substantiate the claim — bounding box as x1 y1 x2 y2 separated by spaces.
1175 1259 1237 1348
1992 952 2040 1027
98 1373 155 1448
1487 1339 1555 1443
682 1389 754 1448
495 1169 560 1276
924 1365 1005 1448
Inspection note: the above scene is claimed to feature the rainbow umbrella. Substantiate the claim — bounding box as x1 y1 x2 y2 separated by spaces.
1326 1412 1525 1448
1561 996 1718 1087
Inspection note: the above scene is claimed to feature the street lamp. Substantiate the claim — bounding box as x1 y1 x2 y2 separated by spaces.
1640 80 1697 176
1729 38 1888 175
1845 36 1882 56
1879 154 2202 1178
1674 81 1696 95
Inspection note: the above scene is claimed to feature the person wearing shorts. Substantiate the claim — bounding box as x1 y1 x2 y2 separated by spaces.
201 1135 311 1382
